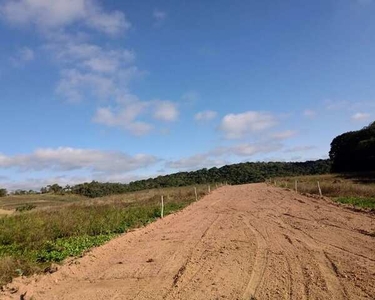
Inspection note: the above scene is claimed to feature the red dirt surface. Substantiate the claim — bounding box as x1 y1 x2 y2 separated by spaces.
2 183 375 299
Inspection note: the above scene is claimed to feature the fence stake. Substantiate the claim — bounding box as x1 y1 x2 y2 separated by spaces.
161 195 164 218
194 187 198 201
208 185 211 193
317 181 322 197
274 181 277 186
295 180 298 193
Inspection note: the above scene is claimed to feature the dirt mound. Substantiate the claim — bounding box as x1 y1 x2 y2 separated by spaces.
2 184 375 299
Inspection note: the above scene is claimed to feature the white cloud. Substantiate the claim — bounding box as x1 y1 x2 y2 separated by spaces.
85 6 130 35
49 41 143 103
10 46 34 66
50 42 136 74
0 0 130 35
0 147 158 174
153 9 167 26
195 110 217 121
303 109 316 119
351 112 371 122
219 111 277 139
271 130 298 140
93 105 153 136
93 100 179 135
56 69 117 102
153 101 179 122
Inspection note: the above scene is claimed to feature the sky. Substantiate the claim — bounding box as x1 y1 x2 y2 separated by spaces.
0 0 375 190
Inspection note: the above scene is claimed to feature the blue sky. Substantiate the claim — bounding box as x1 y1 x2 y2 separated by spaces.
0 0 374 190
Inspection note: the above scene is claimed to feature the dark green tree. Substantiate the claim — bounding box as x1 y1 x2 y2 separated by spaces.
48 184 63 194
0 188 7 197
330 121 375 172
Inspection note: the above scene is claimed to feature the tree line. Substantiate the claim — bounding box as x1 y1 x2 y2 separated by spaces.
68 159 331 198
2 159 333 198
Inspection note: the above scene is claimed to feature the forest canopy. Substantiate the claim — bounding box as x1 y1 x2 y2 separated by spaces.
330 121 375 172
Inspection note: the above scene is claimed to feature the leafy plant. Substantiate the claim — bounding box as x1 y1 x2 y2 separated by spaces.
334 196 375 210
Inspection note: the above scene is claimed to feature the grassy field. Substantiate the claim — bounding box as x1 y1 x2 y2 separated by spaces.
0 193 86 211
0 185 212 286
271 173 375 210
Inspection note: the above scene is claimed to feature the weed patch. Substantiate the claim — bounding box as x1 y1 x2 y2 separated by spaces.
334 196 375 210
0 185 208 287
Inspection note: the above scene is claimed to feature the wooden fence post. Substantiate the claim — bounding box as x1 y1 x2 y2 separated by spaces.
295 180 298 192
194 187 198 201
208 185 211 193
317 181 322 197
161 195 164 218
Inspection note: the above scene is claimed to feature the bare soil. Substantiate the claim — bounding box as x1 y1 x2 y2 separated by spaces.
2 184 375 300
0 209 13 215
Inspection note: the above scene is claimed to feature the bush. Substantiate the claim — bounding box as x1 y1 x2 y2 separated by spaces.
0 189 7 197
15 204 36 212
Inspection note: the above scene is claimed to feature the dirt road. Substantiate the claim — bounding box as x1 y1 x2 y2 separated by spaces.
3 184 375 299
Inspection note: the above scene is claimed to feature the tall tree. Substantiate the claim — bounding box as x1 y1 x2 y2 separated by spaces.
330 121 375 172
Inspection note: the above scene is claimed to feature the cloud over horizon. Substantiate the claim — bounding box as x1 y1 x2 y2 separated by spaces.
0 147 159 174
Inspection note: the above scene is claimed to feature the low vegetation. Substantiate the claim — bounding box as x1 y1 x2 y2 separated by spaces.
0 185 209 287
272 173 375 210
335 196 375 210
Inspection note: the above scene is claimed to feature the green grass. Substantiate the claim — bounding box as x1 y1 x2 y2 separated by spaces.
0 185 211 286
334 196 375 210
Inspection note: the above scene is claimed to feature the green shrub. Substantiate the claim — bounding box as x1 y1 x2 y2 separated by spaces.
15 204 36 212
335 196 375 210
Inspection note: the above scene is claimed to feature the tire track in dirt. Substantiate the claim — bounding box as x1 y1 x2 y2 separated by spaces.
2 184 375 300
241 217 269 300
263 200 347 299
162 214 222 299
